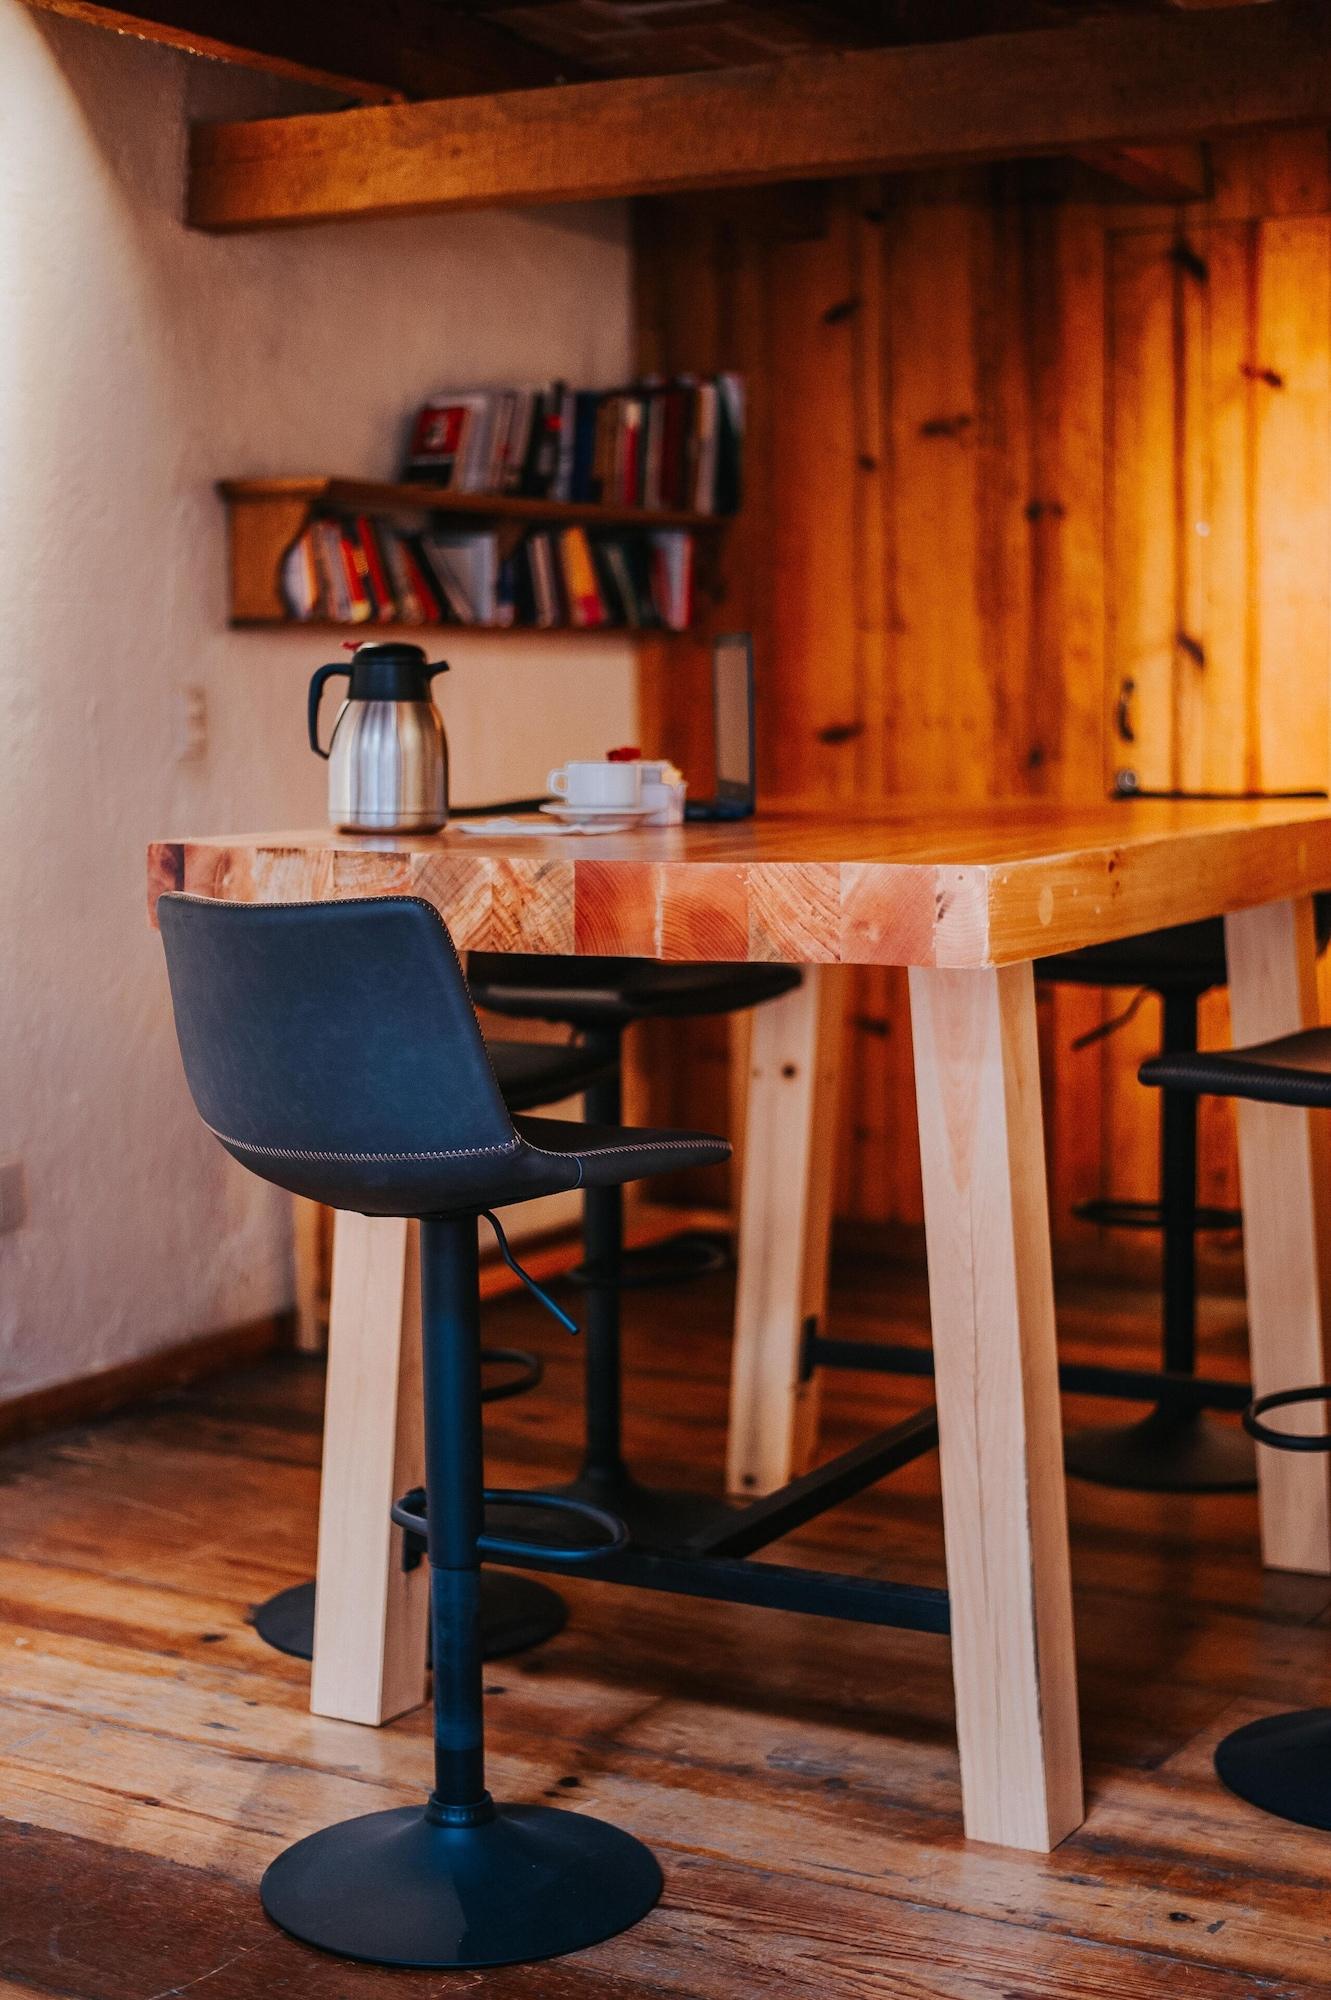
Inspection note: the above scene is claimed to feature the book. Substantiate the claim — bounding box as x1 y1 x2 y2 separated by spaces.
649 529 693 631
400 373 743 511
592 536 638 628
552 385 578 502
354 517 396 622
279 526 320 620
716 372 745 516
421 530 500 625
558 525 606 627
404 390 491 486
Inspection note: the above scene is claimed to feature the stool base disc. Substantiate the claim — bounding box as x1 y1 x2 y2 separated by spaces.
261 1802 662 1968
250 1573 567 1664
569 1228 732 1293
1215 1709 1331 1832
1064 1408 1256 1494
554 1469 734 1550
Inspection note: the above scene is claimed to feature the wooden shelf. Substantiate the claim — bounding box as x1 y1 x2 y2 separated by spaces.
219 475 726 628
230 617 642 638
218 477 724 534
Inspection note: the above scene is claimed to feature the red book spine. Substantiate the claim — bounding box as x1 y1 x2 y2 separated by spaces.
355 516 395 621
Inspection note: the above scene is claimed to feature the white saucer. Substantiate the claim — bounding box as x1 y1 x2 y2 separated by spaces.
540 801 654 827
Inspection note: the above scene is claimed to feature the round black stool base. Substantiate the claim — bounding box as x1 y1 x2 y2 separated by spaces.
250 1573 567 1664
479 1570 569 1657
261 1801 662 1968
252 1580 319 1659
1064 1407 1257 1494
554 1469 734 1550
1214 1708 1331 1832
569 1229 732 1293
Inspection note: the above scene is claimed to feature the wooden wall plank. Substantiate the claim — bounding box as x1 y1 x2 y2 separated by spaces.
1177 222 1252 796
633 129 1331 1271
1107 229 1177 795
1250 214 1331 793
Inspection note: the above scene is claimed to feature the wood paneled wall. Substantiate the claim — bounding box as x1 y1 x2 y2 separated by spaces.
633 130 1331 1271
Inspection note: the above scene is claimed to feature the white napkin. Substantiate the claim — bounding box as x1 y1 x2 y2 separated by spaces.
452 816 635 838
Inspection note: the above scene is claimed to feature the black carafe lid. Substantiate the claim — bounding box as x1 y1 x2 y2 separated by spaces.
346 642 449 701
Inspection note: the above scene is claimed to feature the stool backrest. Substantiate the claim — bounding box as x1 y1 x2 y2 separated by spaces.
158 894 516 1167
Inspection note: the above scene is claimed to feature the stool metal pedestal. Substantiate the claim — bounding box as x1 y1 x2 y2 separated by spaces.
1064 987 1255 1495
553 1036 735 1547
262 1215 661 1969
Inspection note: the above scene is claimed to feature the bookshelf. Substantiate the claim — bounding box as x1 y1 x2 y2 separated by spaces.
219 477 726 630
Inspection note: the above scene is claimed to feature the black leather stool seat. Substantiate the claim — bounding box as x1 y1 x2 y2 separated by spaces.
487 1039 616 1113
208 1108 727 1219
1037 920 1228 993
1142 1028 1331 1109
1039 898 1331 994
467 954 801 1029
159 895 728 1217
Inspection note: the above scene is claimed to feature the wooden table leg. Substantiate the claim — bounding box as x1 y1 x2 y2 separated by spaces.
309 1212 430 1724
725 967 844 1498
1225 897 1331 1575
291 1196 329 1355
909 963 1083 1852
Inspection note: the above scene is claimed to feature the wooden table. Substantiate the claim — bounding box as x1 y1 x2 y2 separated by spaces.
149 799 1331 1854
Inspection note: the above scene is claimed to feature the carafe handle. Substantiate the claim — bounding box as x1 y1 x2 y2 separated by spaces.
308 663 350 759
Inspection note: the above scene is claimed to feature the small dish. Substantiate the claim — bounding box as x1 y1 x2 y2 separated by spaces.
539 801 655 827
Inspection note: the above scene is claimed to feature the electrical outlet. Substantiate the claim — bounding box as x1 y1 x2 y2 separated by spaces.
175 684 208 762
0 1157 25 1234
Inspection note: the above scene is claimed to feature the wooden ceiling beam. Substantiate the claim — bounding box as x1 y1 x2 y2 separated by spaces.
1073 141 1210 200
188 0 1330 230
24 0 578 104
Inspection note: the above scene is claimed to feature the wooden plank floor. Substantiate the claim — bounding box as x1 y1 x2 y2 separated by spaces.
3 1253 1331 1998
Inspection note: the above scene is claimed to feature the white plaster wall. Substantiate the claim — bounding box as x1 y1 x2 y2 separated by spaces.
0 3 636 1398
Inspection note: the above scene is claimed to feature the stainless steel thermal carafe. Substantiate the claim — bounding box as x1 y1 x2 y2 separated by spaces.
308 642 449 833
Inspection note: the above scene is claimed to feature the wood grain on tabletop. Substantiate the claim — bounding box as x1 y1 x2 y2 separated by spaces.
633 129 1331 1254
149 796 1331 968
2 1259 1330 1999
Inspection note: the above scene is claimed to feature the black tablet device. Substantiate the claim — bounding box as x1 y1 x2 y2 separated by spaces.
685 632 756 821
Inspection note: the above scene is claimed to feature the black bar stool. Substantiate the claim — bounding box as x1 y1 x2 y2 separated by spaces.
467 953 801 1544
252 1034 620 1666
1140 1021 1331 1829
158 891 729 1968
1039 922 1256 1493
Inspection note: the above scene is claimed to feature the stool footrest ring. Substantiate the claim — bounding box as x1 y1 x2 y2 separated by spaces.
479 1347 543 1404
392 1487 629 1564
1244 1385 1331 1453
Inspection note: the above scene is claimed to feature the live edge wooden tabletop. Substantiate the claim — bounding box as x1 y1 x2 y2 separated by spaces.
148 797 1331 966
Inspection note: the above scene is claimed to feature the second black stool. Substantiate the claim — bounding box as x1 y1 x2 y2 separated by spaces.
467 953 802 1545
252 1031 618 1665
1139 1021 1331 1830
1038 922 1255 1493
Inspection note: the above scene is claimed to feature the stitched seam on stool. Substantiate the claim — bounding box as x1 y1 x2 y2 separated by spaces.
210 1125 522 1164
567 1139 729 1157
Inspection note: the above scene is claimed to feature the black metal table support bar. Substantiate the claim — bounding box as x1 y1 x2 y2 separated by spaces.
807 1334 1252 1416
684 1407 940 1560
1073 1196 1242 1233
452 1405 948 1637
486 1541 950 1634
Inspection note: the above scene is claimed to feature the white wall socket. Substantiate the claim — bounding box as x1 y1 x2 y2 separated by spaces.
0 1157 25 1234
175 684 208 762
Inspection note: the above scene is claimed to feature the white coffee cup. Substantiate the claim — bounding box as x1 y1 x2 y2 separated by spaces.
547 760 642 809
